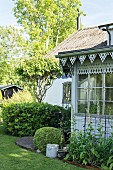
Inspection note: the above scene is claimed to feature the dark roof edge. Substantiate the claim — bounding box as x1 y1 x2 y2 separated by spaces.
98 23 113 29
0 85 23 90
56 46 113 58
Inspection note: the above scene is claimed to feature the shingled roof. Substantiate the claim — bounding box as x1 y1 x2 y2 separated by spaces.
46 26 107 58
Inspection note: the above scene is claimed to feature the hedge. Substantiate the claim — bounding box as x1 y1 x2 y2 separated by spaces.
2 102 70 136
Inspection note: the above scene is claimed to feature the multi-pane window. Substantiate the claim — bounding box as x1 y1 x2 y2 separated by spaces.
62 82 71 104
78 73 113 115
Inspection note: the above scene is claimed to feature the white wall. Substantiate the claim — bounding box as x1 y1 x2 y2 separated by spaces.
75 115 113 138
43 77 72 106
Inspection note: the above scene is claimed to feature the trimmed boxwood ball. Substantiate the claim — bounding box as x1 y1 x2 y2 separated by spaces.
34 127 65 153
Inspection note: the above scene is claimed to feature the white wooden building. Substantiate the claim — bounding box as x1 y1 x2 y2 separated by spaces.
45 23 113 136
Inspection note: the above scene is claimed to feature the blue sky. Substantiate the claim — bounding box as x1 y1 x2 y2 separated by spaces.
81 0 113 27
0 0 17 26
0 0 113 27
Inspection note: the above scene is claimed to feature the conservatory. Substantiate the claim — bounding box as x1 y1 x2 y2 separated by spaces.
56 23 113 137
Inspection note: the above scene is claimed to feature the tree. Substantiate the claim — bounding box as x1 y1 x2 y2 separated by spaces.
13 0 82 50
12 0 82 102
16 55 61 102
0 26 27 84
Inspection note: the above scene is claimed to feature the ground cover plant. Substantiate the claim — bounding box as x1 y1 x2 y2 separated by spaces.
0 124 86 170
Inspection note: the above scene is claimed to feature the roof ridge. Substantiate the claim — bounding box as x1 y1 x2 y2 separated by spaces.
45 25 107 58
47 26 99 52
78 26 98 31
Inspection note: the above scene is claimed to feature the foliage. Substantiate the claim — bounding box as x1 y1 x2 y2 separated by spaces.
34 127 64 153
13 0 82 50
0 125 85 170
12 0 83 102
16 56 61 102
0 26 27 84
2 89 34 106
2 102 69 137
66 123 113 169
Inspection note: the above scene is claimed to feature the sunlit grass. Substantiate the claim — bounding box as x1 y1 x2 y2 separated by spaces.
0 107 2 122
0 124 86 170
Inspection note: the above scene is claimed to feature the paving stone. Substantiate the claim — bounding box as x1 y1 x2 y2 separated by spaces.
16 136 35 152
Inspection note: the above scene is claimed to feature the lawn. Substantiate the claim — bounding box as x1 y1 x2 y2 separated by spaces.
0 124 86 170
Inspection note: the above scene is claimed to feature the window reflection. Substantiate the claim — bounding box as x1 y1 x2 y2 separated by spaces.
62 82 71 104
105 102 113 115
106 73 113 87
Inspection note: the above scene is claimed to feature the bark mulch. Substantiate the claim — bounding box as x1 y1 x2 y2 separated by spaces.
63 160 102 170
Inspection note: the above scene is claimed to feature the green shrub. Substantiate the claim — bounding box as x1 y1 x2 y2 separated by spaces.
2 102 70 137
2 89 34 105
66 123 113 169
34 127 65 153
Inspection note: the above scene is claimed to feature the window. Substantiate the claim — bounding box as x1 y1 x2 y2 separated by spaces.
62 82 71 104
78 73 113 115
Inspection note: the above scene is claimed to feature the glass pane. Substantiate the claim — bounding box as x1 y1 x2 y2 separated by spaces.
90 74 102 87
106 73 113 87
78 75 88 88
62 83 71 104
89 101 103 114
78 101 103 114
78 101 87 113
90 88 102 100
105 102 113 115
105 88 113 101
78 88 102 100
78 88 87 100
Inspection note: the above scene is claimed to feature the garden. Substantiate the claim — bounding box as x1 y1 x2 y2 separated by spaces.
0 91 86 170
0 90 113 170
0 124 85 170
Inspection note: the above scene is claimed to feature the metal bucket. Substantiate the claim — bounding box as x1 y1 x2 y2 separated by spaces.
46 144 59 158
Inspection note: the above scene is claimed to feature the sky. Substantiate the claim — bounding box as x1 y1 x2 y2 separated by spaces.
0 0 113 28
81 0 113 27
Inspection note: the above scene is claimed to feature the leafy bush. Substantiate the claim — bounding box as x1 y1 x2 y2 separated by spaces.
2 90 34 106
34 127 64 153
2 102 70 137
66 123 113 169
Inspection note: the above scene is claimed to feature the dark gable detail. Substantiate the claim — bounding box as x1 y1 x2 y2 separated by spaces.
0 85 23 99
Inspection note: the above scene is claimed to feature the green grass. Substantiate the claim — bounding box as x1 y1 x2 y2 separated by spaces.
0 124 86 170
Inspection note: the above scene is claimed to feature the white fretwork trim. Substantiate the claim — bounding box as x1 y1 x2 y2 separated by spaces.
60 51 113 68
60 58 67 66
79 55 86 64
99 53 107 62
77 63 113 75
88 54 96 63
69 57 77 65
109 52 113 59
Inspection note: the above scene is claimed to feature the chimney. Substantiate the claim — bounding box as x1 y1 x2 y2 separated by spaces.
98 23 113 46
77 10 80 30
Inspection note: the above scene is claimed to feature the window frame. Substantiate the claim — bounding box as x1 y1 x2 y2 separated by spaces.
77 73 113 115
62 81 71 104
